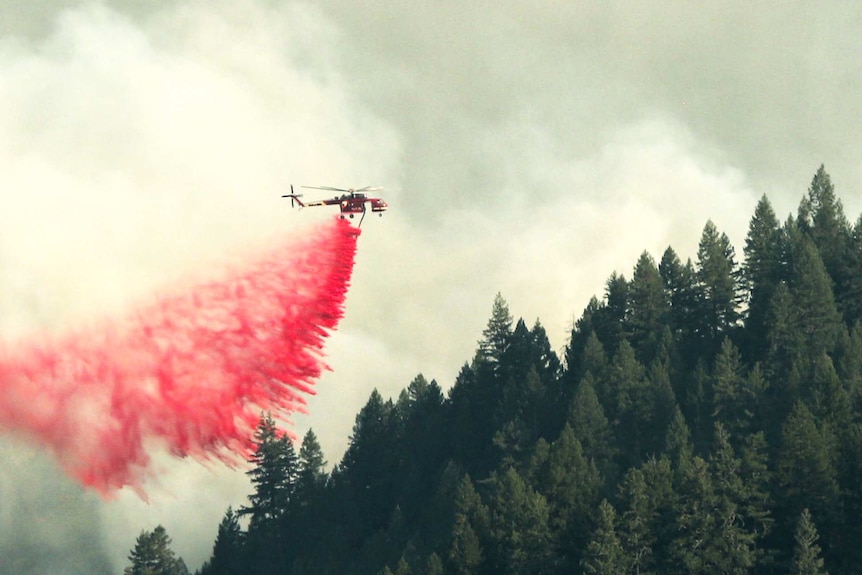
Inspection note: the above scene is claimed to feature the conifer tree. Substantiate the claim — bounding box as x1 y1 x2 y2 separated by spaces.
478 292 513 370
799 165 851 317
565 299 602 383
297 429 327 490
531 425 601 570
199 508 242 575
743 195 783 360
341 389 399 534
567 373 614 467
423 552 444 575
776 402 840 565
843 216 862 326
592 273 628 353
668 456 718 575
706 423 758 573
659 248 699 354
448 475 486 575
617 467 656 575
124 525 188 575
485 466 555 575
695 220 742 349
786 223 843 359
627 251 670 365
791 509 828 575
711 338 748 436
241 413 298 527
581 499 626 575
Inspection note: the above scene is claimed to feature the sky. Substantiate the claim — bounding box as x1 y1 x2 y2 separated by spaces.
0 1 861 572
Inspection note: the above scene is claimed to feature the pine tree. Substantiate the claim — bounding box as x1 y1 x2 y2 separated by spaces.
124 525 188 575
567 373 615 468
199 508 242 575
695 220 742 350
781 221 843 362
531 425 601 570
485 466 555 575
424 553 444 575
711 338 748 437
297 429 327 491
791 509 828 575
448 475 486 575
240 413 298 528
477 292 513 369
659 248 699 356
668 456 717 575
627 251 670 365
843 216 862 326
776 402 840 566
617 467 656 575
592 273 629 354
581 499 627 575
705 423 758 573
340 389 400 534
799 165 851 318
743 195 783 360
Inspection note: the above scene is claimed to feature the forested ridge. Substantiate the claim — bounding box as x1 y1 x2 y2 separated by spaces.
129 166 862 575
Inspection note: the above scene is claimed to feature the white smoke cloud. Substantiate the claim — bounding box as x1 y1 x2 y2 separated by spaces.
2 1 862 572
0 1 399 570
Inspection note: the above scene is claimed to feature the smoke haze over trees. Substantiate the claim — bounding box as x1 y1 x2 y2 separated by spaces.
119 166 862 574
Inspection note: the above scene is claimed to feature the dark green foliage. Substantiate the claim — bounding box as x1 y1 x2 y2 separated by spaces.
743 195 783 360
626 251 670 365
198 509 242 575
695 220 742 352
791 509 828 575
581 499 626 575
178 166 862 575
240 413 298 527
124 525 188 575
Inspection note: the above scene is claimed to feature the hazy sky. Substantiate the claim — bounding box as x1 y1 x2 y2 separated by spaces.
1 1 861 571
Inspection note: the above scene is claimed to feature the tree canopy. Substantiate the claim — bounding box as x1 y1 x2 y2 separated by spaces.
127 166 862 575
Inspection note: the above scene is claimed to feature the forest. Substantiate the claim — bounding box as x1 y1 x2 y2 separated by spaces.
125 166 862 575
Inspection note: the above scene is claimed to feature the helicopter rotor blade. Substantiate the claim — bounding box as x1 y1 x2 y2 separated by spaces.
302 185 351 193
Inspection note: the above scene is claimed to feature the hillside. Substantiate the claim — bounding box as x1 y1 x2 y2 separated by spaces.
132 166 862 575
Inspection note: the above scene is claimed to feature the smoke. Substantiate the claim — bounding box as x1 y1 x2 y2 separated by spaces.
0 218 359 494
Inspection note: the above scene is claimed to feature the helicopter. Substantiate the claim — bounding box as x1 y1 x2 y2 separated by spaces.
282 185 388 226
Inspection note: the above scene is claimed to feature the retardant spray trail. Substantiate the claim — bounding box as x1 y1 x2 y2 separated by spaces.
0 218 360 494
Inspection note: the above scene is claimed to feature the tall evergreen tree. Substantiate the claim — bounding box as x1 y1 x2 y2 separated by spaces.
592 273 629 354
776 402 840 568
711 338 747 436
799 165 851 319
297 429 327 491
530 425 602 570
742 195 783 360
567 373 615 468
240 413 298 527
843 216 862 327
627 251 670 366
791 509 828 575
617 467 657 575
581 499 627 575
199 508 242 575
340 389 400 535
485 466 556 575
695 220 742 350
448 475 486 575
124 525 188 575
785 223 843 360
477 292 513 370
659 248 699 355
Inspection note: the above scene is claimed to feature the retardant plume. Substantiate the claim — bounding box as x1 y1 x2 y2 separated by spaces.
0 218 360 495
